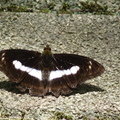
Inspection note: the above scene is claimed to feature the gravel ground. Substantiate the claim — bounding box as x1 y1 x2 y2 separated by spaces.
0 12 120 120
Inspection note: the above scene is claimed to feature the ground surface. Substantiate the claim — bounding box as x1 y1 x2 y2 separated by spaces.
0 11 119 120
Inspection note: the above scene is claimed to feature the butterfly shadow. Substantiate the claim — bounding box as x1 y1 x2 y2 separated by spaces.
70 83 105 96
0 80 105 97
0 80 24 95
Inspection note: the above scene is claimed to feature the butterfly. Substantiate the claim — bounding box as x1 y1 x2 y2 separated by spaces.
0 45 105 97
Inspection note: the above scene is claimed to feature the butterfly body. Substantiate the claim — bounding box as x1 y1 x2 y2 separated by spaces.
0 45 105 97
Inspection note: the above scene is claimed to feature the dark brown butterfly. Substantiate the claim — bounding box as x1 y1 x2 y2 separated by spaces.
0 45 104 97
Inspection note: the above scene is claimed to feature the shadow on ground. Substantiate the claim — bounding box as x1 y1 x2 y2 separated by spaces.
0 80 104 97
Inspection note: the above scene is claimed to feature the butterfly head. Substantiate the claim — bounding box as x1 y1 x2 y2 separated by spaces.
42 45 51 54
41 45 53 69
44 45 51 51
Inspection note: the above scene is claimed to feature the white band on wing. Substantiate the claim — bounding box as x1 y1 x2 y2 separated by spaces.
13 60 80 81
13 60 42 80
49 66 80 81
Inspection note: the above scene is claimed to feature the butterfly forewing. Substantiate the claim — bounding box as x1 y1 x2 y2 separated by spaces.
0 47 105 97
0 49 40 81
54 54 104 80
